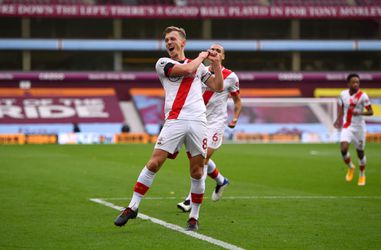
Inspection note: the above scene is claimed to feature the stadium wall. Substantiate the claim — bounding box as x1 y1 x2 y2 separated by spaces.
1 72 381 144
1 71 381 100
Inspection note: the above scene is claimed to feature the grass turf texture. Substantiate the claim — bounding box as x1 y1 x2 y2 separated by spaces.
1 143 381 249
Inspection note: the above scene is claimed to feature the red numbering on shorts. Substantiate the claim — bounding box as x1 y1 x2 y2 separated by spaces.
202 138 207 149
212 133 218 142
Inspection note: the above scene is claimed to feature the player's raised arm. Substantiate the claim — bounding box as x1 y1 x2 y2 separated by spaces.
205 50 223 92
169 51 210 77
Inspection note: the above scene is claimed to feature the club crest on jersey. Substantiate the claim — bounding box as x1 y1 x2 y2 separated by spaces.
169 73 195 82
169 75 182 82
158 59 167 69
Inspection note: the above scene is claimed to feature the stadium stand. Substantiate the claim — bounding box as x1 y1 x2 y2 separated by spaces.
271 0 351 5
0 0 380 143
356 0 381 5
0 0 91 4
180 0 265 5
3 0 381 5
1 0 381 5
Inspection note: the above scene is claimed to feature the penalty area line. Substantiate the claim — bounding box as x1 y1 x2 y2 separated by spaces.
89 198 245 250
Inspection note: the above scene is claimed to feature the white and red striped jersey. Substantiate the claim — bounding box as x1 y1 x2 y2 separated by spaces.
338 89 371 128
203 67 240 126
155 57 212 122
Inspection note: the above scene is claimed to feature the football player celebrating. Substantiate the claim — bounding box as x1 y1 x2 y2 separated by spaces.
114 26 223 231
178 43 241 212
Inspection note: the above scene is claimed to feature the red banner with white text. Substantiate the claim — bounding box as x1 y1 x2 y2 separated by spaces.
0 88 124 124
0 5 381 19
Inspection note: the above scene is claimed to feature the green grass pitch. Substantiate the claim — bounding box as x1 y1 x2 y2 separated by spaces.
1 143 381 249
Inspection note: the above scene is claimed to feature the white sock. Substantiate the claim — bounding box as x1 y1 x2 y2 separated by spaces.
359 156 366 176
185 165 207 202
185 193 191 202
189 177 205 220
343 152 354 168
207 158 216 173
359 156 366 166
128 193 142 211
208 159 225 185
128 166 156 211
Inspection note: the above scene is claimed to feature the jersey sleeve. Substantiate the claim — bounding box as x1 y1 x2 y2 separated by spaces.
199 63 212 83
155 57 175 78
363 93 371 107
228 73 240 96
338 94 343 106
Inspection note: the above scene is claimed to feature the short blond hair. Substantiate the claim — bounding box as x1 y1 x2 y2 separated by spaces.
163 26 186 39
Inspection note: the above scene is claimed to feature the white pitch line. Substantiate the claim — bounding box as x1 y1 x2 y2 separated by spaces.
210 196 381 199
98 195 381 201
90 198 245 250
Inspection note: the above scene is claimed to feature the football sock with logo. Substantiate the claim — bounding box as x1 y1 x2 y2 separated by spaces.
189 177 205 220
207 159 225 185
342 151 354 168
185 165 207 202
128 166 156 211
359 156 366 176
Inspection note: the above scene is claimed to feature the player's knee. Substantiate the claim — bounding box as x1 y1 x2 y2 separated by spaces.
357 150 364 159
340 142 349 151
191 173 203 180
190 167 203 179
146 159 162 172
